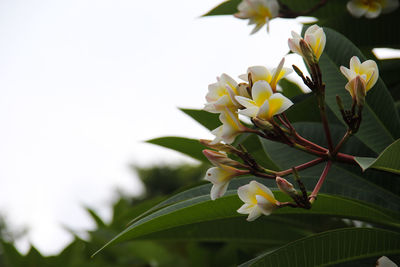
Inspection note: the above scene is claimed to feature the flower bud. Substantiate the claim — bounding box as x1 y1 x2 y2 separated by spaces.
252 117 274 131
300 39 317 65
276 177 297 198
202 149 245 169
200 139 237 154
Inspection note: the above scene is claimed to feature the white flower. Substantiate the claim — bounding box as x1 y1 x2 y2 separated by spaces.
211 108 248 144
205 165 248 200
235 80 293 121
237 180 279 221
204 74 239 113
238 58 292 92
347 0 399 18
376 256 397 267
340 56 379 99
288 25 326 61
234 0 280 34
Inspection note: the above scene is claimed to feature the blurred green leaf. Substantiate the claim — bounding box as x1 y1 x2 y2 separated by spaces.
278 78 304 99
180 108 220 131
319 27 400 153
240 228 400 267
146 137 206 162
202 0 240 16
356 139 400 174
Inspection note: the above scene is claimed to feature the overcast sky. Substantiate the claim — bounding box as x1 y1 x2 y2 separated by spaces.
4 0 389 255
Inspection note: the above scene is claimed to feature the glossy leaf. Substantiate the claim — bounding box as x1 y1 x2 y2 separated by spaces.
146 137 206 163
180 108 220 131
240 228 400 267
356 139 400 174
278 78 304 99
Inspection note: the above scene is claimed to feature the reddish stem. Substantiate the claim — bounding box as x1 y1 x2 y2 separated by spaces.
309 161 332 202
277 157 325 176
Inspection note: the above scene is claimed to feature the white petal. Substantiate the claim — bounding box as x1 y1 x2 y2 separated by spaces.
237 183 253 203
246 206 262 221
210 182 229 200
238 73 249 82
235 96 257 109
340 66 355 81
365 3 382 18
347 0 368 17
252 80 273 106
376 256 397 267
247 66 270 83
256 195 275 215
238 107 259 118
237 203 254 214
350 56 361 73
256 99 270 120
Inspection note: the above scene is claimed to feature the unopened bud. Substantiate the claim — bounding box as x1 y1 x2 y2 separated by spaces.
336 95 344 112
203 149 245 168
355 76 366 108
200 139 237 154
252 117 274 131
237 83 251 98
276 177 297 198
299 39 317 65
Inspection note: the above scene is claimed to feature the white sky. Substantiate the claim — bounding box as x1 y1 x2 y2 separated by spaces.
0 0 332 256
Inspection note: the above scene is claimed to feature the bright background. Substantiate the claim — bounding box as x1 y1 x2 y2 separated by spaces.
5 0 391 255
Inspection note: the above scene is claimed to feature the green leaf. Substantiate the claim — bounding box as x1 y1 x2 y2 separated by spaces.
180 108 220 131
240 228 400 267
284 94 321 123
93 186 399 256
356 139 400 174
278 78 304 99
203 0 240 16
146 137 206 162
318 27 400 153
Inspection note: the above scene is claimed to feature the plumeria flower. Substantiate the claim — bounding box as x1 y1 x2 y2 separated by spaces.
204 74 240 113
211 108 248 144
347 0 399 19
237 180 279 221
376 256 398 267
235 80 293 121
340 56 379 102
238 58 292 92
205 164 249 200
234 0 280 34
288 25 326 62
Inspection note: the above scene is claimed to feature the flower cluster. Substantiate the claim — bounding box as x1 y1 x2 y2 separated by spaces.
201 24 379 222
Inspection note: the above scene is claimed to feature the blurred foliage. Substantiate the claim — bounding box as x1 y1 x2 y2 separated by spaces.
0 163 275 266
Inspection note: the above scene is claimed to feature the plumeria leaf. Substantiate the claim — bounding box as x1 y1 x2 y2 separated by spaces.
278 78 304 99
202 0 241 16
240 228 400 267
93 188 400 256
318 27 400 153
146 137 207 163
179 108 220 130
355 139 400 174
